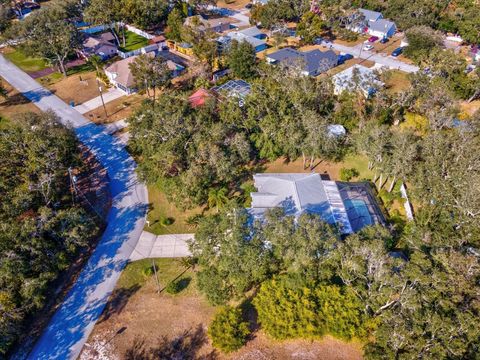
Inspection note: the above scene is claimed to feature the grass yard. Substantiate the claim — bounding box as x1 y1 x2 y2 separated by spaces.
384 70 411 94
118 31 150 52
84 93 144 124
81 258 364 360
1 47 49 72
145 184 206 236
0 79 42 120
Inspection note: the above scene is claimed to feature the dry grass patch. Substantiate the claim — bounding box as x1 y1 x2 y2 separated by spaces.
84 93 144 124
45 71 101 106
0 79 41 120
384 70 411 93
82 258 364 360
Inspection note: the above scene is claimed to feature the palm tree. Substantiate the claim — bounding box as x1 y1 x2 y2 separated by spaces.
208 187 229 213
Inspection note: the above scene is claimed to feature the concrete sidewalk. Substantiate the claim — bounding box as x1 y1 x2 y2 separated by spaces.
130 231 193 261
74 87 124 114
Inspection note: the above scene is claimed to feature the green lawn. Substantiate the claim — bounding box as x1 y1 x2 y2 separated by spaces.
145 184 205 236
118 31 150 52
117 258 197 296
3 48 49 72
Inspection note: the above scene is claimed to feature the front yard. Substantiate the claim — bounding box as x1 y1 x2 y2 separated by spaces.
145 185 205 236
1 47 49 72
0 79 42 120
81 258 364 360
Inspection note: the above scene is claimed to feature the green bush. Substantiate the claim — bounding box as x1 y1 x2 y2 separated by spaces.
340 168 359 181
253 277 367 340
142 265 154 277
208 306 250 353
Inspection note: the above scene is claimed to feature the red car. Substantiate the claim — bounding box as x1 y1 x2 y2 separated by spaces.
368 36 379 42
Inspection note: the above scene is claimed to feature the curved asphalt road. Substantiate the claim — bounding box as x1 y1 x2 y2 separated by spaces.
0 55 148 359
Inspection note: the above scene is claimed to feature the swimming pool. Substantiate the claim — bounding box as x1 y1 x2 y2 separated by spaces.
344 198 373 231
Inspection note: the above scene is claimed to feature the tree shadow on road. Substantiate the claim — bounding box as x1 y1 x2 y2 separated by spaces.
124 324 218 360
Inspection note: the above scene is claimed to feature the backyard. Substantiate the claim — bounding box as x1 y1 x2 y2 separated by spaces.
118 30 150 52
81 258 364 360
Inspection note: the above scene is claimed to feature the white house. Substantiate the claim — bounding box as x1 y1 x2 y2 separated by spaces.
367 19 397 39
332 64 384 97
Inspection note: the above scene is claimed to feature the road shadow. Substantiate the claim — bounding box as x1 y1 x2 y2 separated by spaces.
98 284 141 323
124 324 217 360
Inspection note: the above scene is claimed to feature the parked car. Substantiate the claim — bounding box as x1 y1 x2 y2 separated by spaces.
368 36 379 42
364 44 374 51
391 47 403 57
337 53 354 64
379 37 389 44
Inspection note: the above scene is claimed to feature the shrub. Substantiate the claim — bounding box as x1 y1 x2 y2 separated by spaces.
142 265 154 277
340 168 359 181
165 277 191 294
208 306 250 353
253 277 367 340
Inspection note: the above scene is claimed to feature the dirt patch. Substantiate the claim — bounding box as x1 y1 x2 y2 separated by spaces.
0 79 42 119
82 259 364 360
46 71 102 106
264 155 373 182
84 94 145 124
461 100 480 116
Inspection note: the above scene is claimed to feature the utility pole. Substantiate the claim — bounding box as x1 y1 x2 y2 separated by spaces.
96 79 108 120
152 259 161 293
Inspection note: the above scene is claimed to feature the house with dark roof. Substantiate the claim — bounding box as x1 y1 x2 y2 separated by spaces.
266 47 337 76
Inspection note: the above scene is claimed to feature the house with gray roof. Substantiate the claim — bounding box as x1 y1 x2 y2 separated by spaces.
266 47 337 76
249 173 385 233
367 19 397 38
249 173 353 233
359 8 383 23
217 26 267 53
348 8 396 38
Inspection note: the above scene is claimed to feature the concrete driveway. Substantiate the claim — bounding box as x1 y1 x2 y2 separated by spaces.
0 55 148 360
130 231 193 261
74 87 124 114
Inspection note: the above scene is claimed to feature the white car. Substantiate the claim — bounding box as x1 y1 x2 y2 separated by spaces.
363 44 374 51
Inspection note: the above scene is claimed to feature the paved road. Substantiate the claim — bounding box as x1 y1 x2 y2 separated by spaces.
130 231 193 261
0 55 148 359
74 88 124 114
330 42 419 73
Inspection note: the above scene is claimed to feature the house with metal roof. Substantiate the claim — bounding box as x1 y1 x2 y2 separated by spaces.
359 8 383 23
367 19 397 39
249 173 385 233
332 64 384 97
249 173 353 233
217 26 268 53
266 47 337 76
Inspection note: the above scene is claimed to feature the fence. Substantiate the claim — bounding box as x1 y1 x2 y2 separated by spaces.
80 24 109 34
125 24 154 40
400 183 414 221
117 44 159 59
